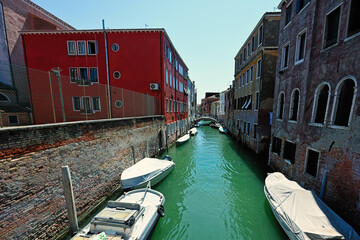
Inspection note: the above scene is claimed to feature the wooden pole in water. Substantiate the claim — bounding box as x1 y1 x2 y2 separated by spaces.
61 166 79 235
132 145 136 164
145 141 149 158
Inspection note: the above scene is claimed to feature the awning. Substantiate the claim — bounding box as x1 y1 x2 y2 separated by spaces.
245 96 251 109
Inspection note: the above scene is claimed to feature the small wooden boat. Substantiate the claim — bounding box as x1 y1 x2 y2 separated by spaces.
264 172 359 240
176 133 190 145
72 184 165 240
121 157 175 190
189 128 197 136
218 126 228 134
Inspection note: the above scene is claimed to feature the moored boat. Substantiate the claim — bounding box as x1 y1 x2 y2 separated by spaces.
176 133 190 145
189 128 197 136
72 184 165 240
264 172 359 240
121 157 175 190
210 123 221 128
218 126 228 134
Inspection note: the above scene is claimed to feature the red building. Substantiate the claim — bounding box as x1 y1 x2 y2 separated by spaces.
21 28 189 138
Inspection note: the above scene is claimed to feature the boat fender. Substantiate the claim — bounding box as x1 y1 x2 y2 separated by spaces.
163 155 173 161
125 216 135 227
157 205 165 217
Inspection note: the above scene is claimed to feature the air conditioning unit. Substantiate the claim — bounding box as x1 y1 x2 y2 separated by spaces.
150 83 159 90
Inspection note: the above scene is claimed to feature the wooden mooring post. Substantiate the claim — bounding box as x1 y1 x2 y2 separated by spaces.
145 141 149 158
132 145 136 164
61 166 79 235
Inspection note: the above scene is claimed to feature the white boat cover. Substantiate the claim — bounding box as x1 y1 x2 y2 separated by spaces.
265 172 359 240
189 128 197 135
121 158 174 189
176 134 190 143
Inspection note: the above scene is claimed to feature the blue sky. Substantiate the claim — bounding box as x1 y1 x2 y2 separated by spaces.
32 0 281 103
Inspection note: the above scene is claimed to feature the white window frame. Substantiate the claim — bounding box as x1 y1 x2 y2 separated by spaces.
166 98 169 112
289 88 300 122
246 69 249 84
310 82 331 126
322 4 342 50
77 41 87 55
250 66 254 83
87 40 98 55
166 70 168 85
255 91 260 111
89 67 99 83
92 96 101 112
277 91 285 120
82 96 91 113
330 76 357 129
281 42 290 70
258 25 263 47
8 115 19 125
284 1 293 28
69 67 78 83
284 139 296 165
256 59 262 79
67 41 77 55
242 73 245 86
345 0 360 40
304 147 321 178
295 29 307 64
72 97 81 111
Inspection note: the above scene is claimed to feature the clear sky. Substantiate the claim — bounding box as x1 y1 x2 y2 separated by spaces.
32 0 281 103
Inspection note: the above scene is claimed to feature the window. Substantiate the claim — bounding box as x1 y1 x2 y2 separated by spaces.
285 3 293 26
82 96 91 114
251 36 255 52
247 42 251 57
87 41 97 55
296 30 306 63
258 25 263 46
170 100 172 112
113 71 121 79
347 0 360 37
173 77 175 90
246 69 249 84
242 73 245 86
166 99 169 112
305 149 320 177
240 53 242 65
115 100 122 108
290 89 300 121
277 92 285 119
333 78 356 127
0 93 10 102
70 68 78 83
92 97 101 111
89 68 98 83
79 68 88 82
166 70 168 85
324 7 341 49
67 41 76 55
243 48 246 62
253 124 257 139
255 91 260 111
247 123 250 135
296 0 310 13
250 66 254 82
283 140 296 164
312 84 330 124
8 115 18 125
243 121 246 133
169 74 172 87
271 137 282 155
72 97 81 111
256 59 262 78
77 41 86 55
281 43 290 69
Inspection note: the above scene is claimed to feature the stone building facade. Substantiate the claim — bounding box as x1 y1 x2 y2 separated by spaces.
233 12 280 155
270 0 360 230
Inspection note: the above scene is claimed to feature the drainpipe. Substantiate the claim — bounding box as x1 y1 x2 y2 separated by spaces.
103 19 112 119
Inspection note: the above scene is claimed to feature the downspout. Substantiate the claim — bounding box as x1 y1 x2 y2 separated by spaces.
103 19 112 118
160 31 164 117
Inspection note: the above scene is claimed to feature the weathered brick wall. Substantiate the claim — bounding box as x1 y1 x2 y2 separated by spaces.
0 116 166 239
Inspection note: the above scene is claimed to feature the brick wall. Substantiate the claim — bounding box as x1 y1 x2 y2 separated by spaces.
0 116 166 239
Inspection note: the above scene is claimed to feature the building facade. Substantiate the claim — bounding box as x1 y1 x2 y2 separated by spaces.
200 94 219 115
233 12 280 155
0 0 74 126
270 0 360 230
22 28 189 142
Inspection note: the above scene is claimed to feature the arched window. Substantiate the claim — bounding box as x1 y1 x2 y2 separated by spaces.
312 83 330 124
277 92 285 119
332 78 357 127
289 89 300 121
0 93 10 102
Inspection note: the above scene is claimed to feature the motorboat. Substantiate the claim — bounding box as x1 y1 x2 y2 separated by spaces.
189 128 197 136
176 133 190 145
264 172 359 240
121 157 175 190
72 184 165 240
210 123 221 128
218 126 228 134
194 123 200 127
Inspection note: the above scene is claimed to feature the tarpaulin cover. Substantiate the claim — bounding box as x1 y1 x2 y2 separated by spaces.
121 158 173 189
265 172 359 240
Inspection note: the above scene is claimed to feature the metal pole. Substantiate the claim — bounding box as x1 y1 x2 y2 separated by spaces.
103 19 112 119
131 145 136 164
48 71 57 123
61 166 78 235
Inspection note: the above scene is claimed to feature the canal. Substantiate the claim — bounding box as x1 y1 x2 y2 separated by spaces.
151 123 287 239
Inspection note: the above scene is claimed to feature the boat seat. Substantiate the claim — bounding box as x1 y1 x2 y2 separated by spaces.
107 201 141 211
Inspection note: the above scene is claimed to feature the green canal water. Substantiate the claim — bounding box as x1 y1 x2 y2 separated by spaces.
151 124 287 240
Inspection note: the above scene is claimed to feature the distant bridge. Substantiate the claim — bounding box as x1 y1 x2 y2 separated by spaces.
194 116 218 123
